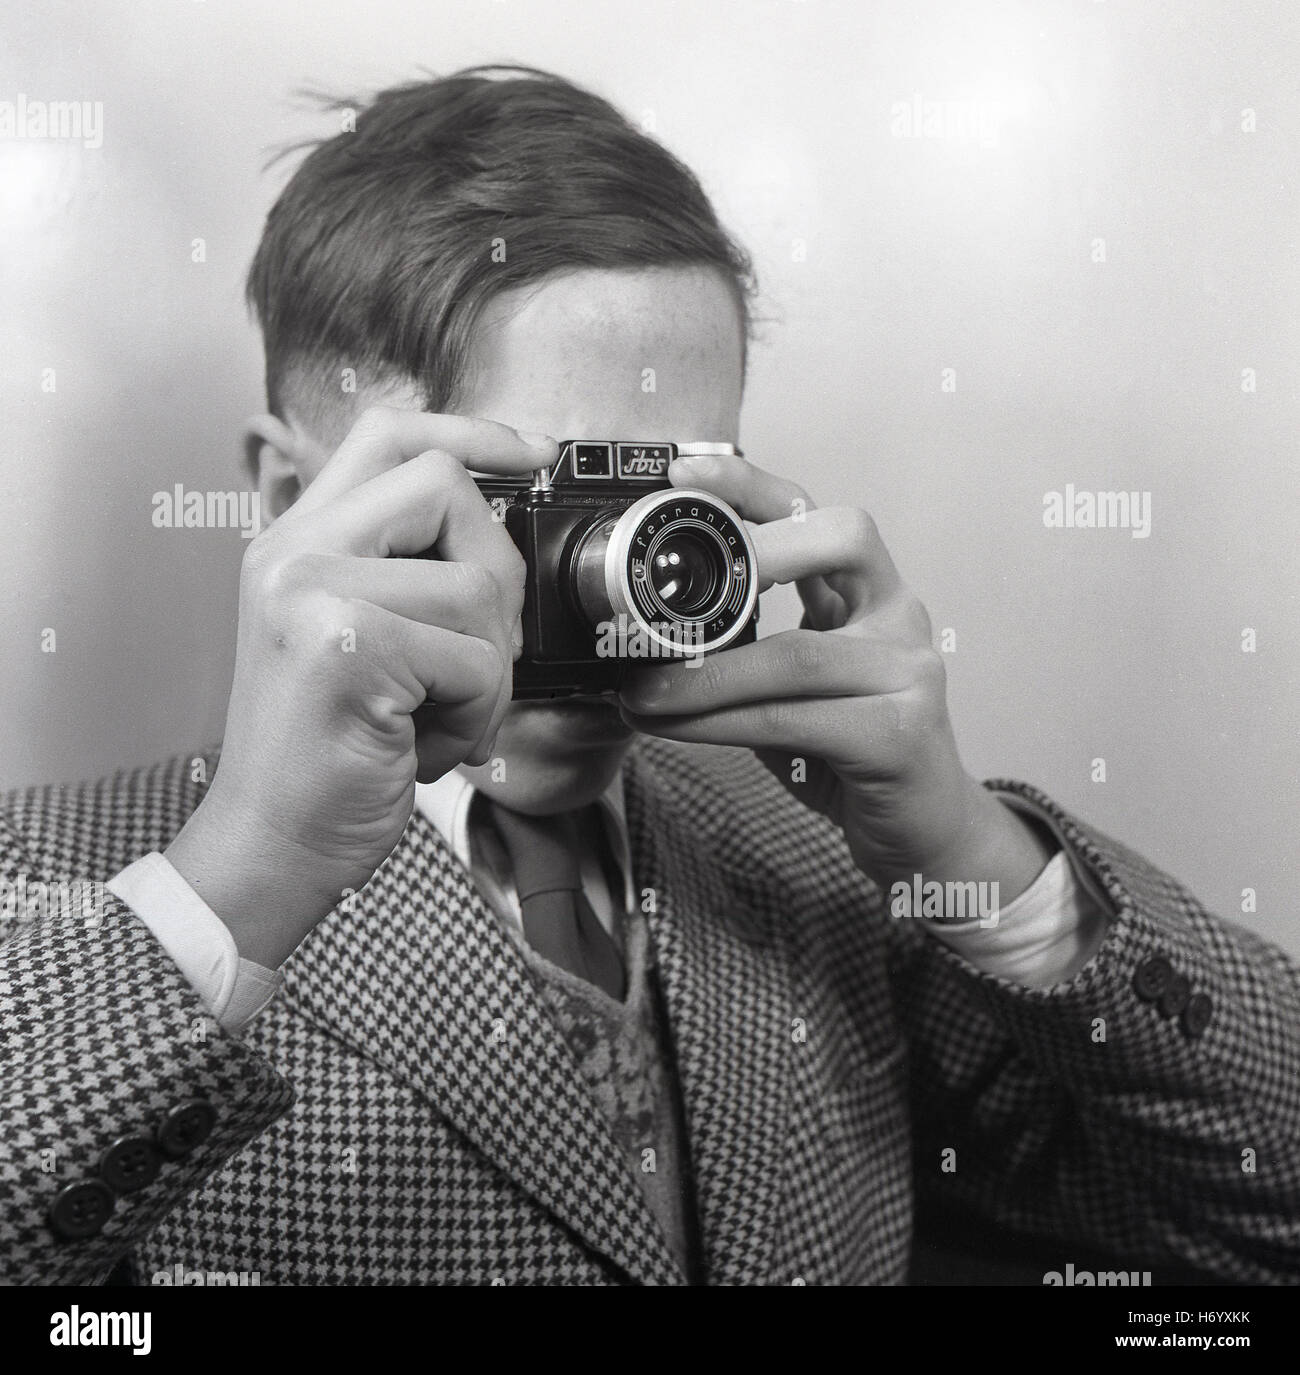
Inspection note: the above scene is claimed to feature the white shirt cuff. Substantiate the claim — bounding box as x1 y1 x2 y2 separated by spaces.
919 796 1114 988
106 852 282 1033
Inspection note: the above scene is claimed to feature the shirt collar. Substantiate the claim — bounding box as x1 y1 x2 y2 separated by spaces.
414 766 633 907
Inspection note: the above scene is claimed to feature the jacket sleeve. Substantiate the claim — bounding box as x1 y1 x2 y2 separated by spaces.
0 806 294 1285
893 779 1300 1284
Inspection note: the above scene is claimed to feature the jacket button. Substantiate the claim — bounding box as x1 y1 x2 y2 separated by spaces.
1132 955 1173 1002
100 1134 162 1193
1180 992 1213 1039
48 1179 115 1240
1157 973 1192 1019
156 1099 217 1160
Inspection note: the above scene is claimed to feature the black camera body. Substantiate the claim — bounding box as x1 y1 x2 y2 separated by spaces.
475 441 760 699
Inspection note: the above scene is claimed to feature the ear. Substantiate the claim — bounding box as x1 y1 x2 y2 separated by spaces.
244 414 304 525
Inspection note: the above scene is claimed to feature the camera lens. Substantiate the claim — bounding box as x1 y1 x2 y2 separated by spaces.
571 487 758 659
649 533 720 617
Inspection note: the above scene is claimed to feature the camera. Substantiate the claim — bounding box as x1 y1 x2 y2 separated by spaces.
474 440 760 699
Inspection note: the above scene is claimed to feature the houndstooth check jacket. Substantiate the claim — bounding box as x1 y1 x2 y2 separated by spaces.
2 738 1298 1285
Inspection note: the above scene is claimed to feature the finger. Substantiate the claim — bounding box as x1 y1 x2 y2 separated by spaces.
749 507 902 605
620 630 917 717
292 450 526 612
284 553 515 642
669 451 811 525
672 454 899 624
292 408 557 515
362 606 510 763
619 696 856 760
796 585 849 631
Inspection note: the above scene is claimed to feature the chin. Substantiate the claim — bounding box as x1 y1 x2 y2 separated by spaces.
454 696 635 815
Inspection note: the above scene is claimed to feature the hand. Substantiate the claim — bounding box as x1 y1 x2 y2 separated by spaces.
618 453 1055 904
166 407 556 966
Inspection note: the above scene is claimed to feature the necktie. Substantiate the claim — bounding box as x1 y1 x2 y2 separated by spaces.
486 801 627 1002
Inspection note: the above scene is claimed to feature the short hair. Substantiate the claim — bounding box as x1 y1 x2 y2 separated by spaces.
247 65 756 426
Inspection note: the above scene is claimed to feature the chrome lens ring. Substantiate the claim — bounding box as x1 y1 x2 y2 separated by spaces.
602 488 757 656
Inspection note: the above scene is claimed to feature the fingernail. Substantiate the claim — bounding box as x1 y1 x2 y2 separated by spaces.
516 430 556 451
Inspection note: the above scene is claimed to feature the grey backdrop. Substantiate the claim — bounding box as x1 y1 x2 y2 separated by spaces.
3 0 1296 955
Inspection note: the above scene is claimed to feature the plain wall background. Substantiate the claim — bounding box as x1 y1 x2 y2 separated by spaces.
2 0 1296 955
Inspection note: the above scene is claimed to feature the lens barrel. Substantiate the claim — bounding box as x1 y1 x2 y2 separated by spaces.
571 488 757 657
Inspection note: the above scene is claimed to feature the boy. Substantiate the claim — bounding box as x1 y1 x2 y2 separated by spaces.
2 66 1297 1285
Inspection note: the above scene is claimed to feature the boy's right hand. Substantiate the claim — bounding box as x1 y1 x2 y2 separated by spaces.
164 407 557 968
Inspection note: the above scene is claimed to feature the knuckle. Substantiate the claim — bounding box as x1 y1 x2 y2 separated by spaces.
914 645 947 692
908 596 934 641
352 403 398 436
486 544 527 616
452 561 498 606
839 507 878 547
243 540 302 603
414 447 461 482
239 532 275 587
900 688 945 747
501 542 527 589
465 634 507 693
781 633 825 679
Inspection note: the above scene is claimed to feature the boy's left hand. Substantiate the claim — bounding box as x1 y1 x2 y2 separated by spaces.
618 452 1055 904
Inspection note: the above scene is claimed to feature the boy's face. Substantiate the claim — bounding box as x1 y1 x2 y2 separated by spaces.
269 263 746 814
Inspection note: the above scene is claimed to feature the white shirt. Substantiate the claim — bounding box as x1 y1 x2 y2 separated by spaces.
418 769 636 941
107 772 1110 1035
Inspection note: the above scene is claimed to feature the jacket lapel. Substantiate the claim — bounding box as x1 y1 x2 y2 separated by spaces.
625 746 794 1285
281 807 683 1286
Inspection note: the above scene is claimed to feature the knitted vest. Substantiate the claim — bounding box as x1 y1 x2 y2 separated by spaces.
509 910 700 1280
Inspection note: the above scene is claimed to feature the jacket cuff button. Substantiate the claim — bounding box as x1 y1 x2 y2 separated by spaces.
48 1179 115 1240
100 1134 162 1194
156 1099 217 1160
1132 954 1173 1002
